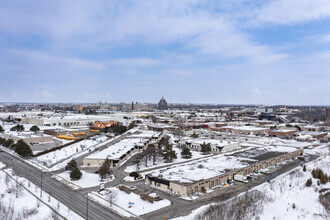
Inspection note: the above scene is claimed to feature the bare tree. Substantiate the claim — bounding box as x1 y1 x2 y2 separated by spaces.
133 155 142 171
106 190 118 207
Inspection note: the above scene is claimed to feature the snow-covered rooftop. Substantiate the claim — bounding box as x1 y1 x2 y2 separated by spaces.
86 138 148 160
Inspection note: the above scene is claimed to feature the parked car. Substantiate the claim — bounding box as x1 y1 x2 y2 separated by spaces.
130 186 137 191
148 193 159 199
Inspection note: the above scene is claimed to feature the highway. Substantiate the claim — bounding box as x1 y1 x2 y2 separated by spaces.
0 150 125 220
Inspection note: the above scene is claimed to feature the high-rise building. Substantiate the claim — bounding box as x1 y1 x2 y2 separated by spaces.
326 107 330 120
158 97 168 110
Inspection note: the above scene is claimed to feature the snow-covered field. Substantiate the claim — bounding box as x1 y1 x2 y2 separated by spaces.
172 145 330 220
56 170 114 189
34 135 110 169
0 167 83 220
89 187 171 217
256 146 330 220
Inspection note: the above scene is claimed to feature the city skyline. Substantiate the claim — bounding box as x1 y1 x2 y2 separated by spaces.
0 1 330 105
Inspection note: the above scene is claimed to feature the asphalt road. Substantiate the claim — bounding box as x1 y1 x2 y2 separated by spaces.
0 151 125 220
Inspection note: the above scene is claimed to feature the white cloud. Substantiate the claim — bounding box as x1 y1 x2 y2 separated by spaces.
108 58 163 67
39 90 53 98
3 49 105 71
320 34 330 43
251 0 330 25
0 1 286 63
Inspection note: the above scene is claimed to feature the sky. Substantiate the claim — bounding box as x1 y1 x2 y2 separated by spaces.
0 0 330 105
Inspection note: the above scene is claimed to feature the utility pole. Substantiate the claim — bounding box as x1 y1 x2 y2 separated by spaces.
40 171 43 198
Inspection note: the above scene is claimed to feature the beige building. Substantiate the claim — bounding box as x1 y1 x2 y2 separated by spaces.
3 131 53 145
145 149 304 197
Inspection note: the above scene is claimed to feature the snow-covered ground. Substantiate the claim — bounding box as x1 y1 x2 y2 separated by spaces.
172 145 330 220
0 161 5 169
89 187 171 217
0 168 83 220
56 170 114 189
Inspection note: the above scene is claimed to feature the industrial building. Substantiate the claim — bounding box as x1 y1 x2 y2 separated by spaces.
145 148 304 197
83 131 162 167
3 131 53 145
21 114 135 127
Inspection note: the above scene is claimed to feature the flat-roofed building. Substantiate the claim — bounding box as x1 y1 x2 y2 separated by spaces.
145 147 304 197
3 131 53 145
269 129 298 138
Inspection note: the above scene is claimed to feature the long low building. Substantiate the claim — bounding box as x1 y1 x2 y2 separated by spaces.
3 131 53 145
178 138 241 153
21 114 135 127
145 146 304 197
83 131 162 167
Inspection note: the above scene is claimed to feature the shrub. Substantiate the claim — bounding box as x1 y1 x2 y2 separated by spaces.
3 139 14 148
30 126 40 132
129 172 140 180
181 147 192 159
10 124 25 132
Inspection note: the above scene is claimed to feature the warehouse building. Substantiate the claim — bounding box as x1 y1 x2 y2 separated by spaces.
83 131 162 167
3 131 53 145
145 147 304 197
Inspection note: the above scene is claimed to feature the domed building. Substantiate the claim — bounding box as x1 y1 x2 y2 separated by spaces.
158 97 168 110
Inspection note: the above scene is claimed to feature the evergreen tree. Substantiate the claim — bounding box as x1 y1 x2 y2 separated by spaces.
70 167 82 180
305 178 312 187
181 147 192 159
163 145 177 163
14 139 33 157
99 158 112 179
320 173 328 185
65 159 78 171
303 165 306 172
201 142 211 154
110 124 127 135
0 125 4 132
30 125 40 132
